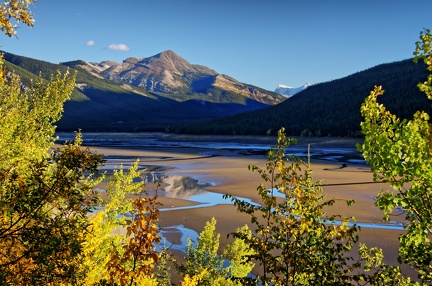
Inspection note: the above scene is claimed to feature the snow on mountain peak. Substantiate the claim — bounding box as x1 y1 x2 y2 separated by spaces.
275 83 311 97
277 84 291 88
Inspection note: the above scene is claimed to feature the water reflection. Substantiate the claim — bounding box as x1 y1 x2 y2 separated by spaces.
157 225 198 252
157 175 257 211
156 176 405 231
162 175 211 199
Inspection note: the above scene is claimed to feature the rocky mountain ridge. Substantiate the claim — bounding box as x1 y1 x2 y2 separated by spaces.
67 50 285 105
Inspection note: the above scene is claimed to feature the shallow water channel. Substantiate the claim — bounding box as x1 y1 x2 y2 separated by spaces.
144 171 405 252
108 163 404 252
57 132 405 252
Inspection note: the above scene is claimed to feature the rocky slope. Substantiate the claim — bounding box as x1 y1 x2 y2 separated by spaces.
68 50 285 105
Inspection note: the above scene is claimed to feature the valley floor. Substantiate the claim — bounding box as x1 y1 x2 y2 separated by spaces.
57 133 411 281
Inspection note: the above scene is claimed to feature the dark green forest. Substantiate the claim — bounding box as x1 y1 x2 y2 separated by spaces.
176 58 431 137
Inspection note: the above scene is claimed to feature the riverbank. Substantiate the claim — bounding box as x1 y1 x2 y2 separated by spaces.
58 133 408 280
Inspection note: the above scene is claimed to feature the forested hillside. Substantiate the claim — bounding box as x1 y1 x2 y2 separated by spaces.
177 58 431 136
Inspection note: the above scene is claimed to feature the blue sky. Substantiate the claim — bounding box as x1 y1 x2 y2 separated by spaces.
2 0 432 90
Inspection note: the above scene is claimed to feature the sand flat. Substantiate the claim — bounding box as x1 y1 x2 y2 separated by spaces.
64 133 410 278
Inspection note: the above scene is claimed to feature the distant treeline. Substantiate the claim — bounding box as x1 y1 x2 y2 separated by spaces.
174 59 431 137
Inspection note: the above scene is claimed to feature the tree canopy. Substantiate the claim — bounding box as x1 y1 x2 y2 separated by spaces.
358 28 432 284
0 0 34 37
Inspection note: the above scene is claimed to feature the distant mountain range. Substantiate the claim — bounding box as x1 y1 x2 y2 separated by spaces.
2 50 430 136
274 83 312 97
2 50 285 131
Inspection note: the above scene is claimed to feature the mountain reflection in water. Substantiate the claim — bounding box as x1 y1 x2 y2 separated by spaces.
161 175 210 200
157 176 405 231
155 175 257 210
154 179 404 254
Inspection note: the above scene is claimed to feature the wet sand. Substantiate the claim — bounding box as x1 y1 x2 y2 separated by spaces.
75 134 409 279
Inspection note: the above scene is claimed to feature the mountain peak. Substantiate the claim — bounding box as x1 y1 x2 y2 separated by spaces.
275 83 311 97
151 50 192 72
98 50 216 93
158 50 178 58
81 50 284 104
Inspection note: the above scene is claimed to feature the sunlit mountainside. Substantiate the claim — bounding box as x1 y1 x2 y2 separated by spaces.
2 50 430 136
1 50 284 132
67 50 285 106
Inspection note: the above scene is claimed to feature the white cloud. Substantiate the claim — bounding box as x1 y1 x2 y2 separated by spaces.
86 40 95 46
108 44 130 51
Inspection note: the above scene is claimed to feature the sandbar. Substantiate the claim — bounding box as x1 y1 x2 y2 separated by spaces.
67 134 409 279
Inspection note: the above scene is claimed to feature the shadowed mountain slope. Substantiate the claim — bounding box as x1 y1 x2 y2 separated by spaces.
177 58 431 137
